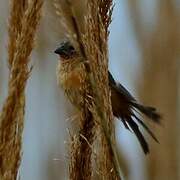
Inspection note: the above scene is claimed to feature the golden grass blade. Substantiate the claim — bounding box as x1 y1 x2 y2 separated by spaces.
8 0 27 68
82 2 122 179
54 0 122 179
0 0 43 179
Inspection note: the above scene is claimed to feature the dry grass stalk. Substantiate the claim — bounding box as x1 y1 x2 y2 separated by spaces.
128 0 180 179
54 0 122 179
83 1 122 179
68 115 95 180
8 0 27 68
54 1 96 179
0 0 43 179
65 6 96 179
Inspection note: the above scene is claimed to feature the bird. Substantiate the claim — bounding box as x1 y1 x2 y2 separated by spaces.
54 41 161 154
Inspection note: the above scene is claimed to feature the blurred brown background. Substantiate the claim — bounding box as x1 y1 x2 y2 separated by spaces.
0 0 179 180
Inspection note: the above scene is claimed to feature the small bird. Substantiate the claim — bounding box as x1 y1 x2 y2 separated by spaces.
54 41 161 154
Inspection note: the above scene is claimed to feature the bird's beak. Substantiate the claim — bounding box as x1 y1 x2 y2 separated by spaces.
54 47 62 55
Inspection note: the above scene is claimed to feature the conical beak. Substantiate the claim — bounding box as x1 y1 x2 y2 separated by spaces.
54 47 62 55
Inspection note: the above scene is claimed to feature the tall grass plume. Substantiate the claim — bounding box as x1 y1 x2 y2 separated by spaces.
54 0 122 179
0 0 43 179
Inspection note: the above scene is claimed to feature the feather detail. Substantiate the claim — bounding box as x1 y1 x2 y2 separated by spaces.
131 102 161 124
109 71 160 154
127 120 149 154
132 113 159 143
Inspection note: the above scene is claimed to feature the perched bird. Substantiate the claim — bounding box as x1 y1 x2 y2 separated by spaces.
54 41 161 154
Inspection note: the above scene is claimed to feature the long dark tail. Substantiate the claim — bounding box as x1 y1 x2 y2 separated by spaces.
127 119 149 154
131 102 161 124
109 71 161 154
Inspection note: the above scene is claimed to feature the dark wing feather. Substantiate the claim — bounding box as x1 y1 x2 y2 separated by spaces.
127 120 149 154
131 102 161 124
108 71 135 101
132 113 159 143
109 71 161 154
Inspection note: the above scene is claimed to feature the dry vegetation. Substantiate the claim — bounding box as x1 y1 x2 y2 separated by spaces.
1 0 178 179
0 0 42 179
0 0 122 179
54 0 122 179
128 0 180 179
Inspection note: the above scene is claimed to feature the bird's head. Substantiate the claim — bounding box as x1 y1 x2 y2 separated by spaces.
54 41 76 60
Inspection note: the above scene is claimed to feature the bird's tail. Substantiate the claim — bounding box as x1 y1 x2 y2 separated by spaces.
127 119 149 154
110 83 161 154
130 103 161 154
131 102 161 124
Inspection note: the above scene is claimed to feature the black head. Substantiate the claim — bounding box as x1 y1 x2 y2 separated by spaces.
54 41 76 60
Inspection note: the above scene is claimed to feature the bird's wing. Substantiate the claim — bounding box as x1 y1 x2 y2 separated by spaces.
108 71 136 102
